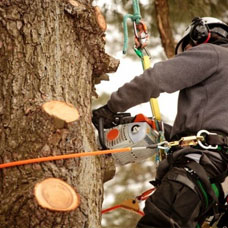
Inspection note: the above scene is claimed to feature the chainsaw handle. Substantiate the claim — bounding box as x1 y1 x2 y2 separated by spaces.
98 117 107 150
98 113 134 150
113 113 133 125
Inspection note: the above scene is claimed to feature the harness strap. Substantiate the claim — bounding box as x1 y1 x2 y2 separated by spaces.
207 134 228 146
185 161 221 223
175 173 198 194
210 168 228 183
206 134 228 162
185 161 218 203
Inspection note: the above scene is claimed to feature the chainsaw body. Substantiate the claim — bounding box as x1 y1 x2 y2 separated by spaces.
98 113 160 166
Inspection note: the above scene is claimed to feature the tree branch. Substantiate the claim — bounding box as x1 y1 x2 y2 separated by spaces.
64 0 119 84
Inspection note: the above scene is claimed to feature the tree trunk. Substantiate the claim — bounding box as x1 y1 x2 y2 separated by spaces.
154 0 175 58
0 0 118 227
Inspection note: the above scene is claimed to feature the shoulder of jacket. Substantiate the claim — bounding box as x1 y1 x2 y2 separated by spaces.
187 43 220 56
195 43 216 50
197 43 228 51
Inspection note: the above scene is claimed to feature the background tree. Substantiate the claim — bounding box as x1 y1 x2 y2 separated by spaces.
0 0 118 227
154 0 175 58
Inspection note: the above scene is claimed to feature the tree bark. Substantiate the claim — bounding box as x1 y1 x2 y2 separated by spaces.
154 0 175 58
0 0 118 227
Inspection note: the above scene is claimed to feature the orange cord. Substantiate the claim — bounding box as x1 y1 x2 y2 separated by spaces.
0 147 132 169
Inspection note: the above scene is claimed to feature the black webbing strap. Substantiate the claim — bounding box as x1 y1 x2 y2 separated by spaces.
207 134 228 146
210 169 228 183
185 161 220 223
185 161 218 203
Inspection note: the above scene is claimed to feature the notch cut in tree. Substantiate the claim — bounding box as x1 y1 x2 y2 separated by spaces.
42 101 79 128
42 101 79 123
34 178 80 211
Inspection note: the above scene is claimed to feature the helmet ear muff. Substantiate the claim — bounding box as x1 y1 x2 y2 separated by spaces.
189 17 210 45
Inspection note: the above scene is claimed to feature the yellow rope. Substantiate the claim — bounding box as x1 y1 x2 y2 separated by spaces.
142 56 161 120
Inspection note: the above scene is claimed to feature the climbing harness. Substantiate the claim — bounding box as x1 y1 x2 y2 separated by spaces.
184 162 226 227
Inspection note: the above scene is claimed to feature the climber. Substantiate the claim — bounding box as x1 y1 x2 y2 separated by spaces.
92 17 228 227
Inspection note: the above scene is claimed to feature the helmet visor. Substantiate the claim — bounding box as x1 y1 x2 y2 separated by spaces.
209 26 228 38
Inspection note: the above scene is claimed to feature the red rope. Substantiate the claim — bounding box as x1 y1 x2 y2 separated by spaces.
102 188 156 216
102 205 122 214
102 204 144 216
136 187 156 201
203 32 211 44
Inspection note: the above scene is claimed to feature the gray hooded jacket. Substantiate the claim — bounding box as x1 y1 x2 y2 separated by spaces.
107 43 228 138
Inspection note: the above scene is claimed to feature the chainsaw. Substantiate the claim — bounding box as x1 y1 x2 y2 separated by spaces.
98 113 162 166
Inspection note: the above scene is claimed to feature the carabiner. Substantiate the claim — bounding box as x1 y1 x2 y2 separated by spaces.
197 130 218 150
157 141 170 150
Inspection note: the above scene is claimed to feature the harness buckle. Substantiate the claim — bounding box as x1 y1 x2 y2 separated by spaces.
197 130 218 150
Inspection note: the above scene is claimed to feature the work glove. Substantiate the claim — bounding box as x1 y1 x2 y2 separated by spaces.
92 105 116 129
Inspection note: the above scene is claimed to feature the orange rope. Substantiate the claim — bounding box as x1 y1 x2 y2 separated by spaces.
0 147 132 169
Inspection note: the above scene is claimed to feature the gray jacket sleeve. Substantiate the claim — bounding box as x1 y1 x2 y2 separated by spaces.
107 43 219 113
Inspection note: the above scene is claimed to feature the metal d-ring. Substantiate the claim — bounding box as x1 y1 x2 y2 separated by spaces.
197 130 218 150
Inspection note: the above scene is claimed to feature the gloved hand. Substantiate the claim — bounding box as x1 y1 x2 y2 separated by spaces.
92 105 116 129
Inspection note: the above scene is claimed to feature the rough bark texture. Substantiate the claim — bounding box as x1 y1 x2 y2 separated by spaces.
154 0 175 58
0 0 118 227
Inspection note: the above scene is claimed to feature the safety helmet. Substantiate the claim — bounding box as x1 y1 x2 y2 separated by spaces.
175 17 228 54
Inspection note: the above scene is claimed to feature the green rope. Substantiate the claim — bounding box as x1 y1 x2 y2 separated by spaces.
123 0 141 54
197 180 209 208
196 181 220 211
195 181 220 228
211 183 220 198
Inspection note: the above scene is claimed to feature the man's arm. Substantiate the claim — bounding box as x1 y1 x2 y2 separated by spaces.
107 43 219 113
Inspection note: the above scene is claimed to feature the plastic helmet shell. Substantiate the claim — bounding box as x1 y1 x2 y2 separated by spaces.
175 17 228 55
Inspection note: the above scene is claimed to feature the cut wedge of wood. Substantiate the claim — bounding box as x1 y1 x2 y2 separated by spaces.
34 178 80 211
42 101 79 123
94 6 107 32
68 0 79 7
